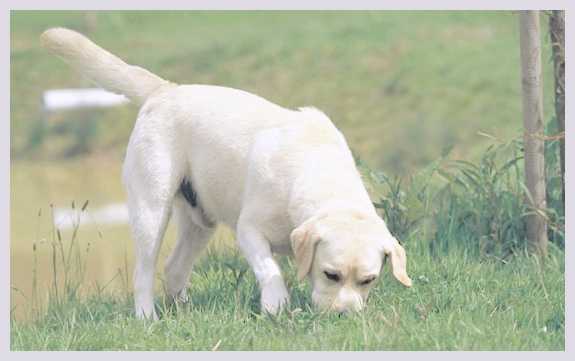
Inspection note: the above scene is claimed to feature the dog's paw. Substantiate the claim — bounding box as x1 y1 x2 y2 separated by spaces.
171 288 190 304
260 275 289 315
135 307 159 321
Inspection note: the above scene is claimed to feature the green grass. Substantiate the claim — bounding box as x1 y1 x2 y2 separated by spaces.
10 246 564 350
11 11 556 174
10 138 565 350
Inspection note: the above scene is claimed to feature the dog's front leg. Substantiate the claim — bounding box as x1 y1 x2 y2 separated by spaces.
237 223 289 315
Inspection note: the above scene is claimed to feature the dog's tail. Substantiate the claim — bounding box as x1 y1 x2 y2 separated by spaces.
40 27 172 106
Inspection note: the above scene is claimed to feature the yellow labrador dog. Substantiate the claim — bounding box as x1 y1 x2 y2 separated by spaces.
41 28 412 320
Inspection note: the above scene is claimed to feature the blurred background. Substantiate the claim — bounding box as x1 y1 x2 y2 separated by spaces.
10 11 556 319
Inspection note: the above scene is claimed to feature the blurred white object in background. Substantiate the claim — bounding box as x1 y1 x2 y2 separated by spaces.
41 89 131 229
42 88 129 112
54 203 129 230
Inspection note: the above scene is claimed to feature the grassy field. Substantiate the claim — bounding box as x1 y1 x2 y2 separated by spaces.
10 246 564 350
11 11 556 173
10 139 566 350
10 11 564 351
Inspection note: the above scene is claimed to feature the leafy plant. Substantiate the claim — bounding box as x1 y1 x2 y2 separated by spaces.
365 133 564 259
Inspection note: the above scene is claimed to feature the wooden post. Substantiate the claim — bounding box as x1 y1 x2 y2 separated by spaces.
549 10 565 205
519 11 548 257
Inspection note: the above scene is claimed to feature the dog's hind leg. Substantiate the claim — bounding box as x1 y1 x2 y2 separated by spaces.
164 196 214 303
126 189 172 320
123 135 182 320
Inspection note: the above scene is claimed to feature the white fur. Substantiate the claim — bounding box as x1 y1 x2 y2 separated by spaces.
40 28 171 105
41 28 412 319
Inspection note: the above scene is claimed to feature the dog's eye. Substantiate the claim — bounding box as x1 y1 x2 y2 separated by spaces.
359 276 376 286
324 271 341 282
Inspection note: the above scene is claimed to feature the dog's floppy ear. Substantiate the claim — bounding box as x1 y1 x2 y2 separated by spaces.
290 219 322 281
383 238 412 287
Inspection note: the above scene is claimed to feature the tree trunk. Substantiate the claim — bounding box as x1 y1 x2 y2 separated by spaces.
549 10 565 205
519 11 548 257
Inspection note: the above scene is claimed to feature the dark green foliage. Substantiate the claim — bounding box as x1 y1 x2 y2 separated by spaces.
543 117 565 247
368 135 564 259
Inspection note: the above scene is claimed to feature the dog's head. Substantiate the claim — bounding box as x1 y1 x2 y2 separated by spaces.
290 210 412 313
